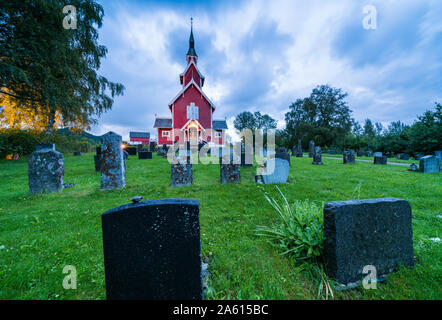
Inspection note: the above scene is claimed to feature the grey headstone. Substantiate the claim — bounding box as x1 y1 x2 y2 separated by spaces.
220 153 240 184
28 146 64 193
312 146 323 165
100 131 126 190
171 158 193 186
256 158 289 184
102 199 203 300
374 155 387 165
309 140 315 157
296 139 303 157
419 155 440 173
343 150 355 164
275 152 291 166
434 151 442 162
324 198 414 285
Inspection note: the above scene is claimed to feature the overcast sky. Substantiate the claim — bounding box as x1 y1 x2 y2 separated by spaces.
90 0 442 141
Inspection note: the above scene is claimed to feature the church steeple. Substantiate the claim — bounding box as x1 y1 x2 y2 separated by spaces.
186 17 197 57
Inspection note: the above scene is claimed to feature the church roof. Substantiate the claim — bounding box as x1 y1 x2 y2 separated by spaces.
168 79 216 110
212 120 228 130
153 118 172 128
186 19 197 57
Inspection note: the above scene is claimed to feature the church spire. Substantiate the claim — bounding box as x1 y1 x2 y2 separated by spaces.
186 17 197 57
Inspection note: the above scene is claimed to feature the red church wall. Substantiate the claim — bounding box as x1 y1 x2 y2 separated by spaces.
157 128 173 145
172 85 212 131
213 130 224 145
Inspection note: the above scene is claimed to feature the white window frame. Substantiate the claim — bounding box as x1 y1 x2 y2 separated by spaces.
162 130 170 137
215 131 222 138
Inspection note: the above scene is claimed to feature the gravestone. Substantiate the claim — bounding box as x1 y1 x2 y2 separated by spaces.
291 146 296 157
220 153 240 184
419 155 440 173
374 155 387 165
296 139 303 157
357 151 363 157
102 198 203 300
309 140 315 157
414 154 423 161
94 146 102 172
74 152 82 156
374 152 382 157
343 150 355 164
323 198 414 286
171 157 193 186
366 151 373 157
255 158 289 184
28 144 64 194
100 132 126 190
149 142 156 151
275 152 291 166
434 151 442 162
126 147 137 156
137 144 143 152
312 146 323 165
401 154 410 160
138 151 152 159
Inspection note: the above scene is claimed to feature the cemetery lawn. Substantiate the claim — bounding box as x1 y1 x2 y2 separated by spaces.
0 153 441 300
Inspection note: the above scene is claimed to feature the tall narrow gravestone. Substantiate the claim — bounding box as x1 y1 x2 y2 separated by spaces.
296 139 303 157
309 140 315 158
323 198 414 286
102 199 203 300
100 132 126 190
419 155 440 173
312 146 323 165
94 146 102 172
28 144 64 193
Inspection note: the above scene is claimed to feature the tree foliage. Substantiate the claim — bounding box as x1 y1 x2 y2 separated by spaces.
0 0 124 131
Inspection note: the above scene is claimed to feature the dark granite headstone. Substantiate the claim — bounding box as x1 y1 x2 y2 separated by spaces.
138 151 152 159
343 150 355 164
419 155 440 173
28 145 64 193
171 158 193 186
94 155 101 172
220 159 240 184
374 155 387 165
401 154 410 160
312 146 323 165
149 142 156 151
296 139 303 157
102 198 203 300
309 140 315 157
275 152 291 166
96 146 102 156
73 152 82 156
323 198 414 285
126 147 137 156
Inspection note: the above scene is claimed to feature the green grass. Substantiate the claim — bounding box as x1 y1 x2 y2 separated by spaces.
0 153 441 300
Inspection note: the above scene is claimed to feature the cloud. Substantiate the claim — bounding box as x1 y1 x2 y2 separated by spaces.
90 0 442 140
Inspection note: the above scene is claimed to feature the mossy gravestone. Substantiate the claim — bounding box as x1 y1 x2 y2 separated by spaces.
219 153 240 184
343 150 355 164
323 198 414 286
101 199 203 300
171 157 193 186
100 132 126 190
28 144 64 193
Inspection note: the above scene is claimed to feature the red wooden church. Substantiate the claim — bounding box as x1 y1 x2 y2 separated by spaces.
154 20 228 146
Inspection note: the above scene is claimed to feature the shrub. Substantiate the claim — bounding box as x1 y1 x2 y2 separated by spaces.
256 187 324 263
